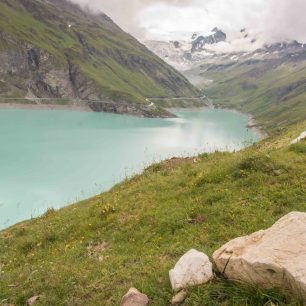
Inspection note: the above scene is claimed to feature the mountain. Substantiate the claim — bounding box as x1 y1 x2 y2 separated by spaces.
145 29 231 72
1 7 305 304
146 31 306 131
184 41 306 131
0 0 200 117
145 28 261 71
191 27 226 52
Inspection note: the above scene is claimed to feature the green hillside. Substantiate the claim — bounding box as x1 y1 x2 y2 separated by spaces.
0 0 199 115
0 120 305 305
0 2 305 305
196 59 306 131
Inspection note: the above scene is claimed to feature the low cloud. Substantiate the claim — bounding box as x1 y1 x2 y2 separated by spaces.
68 0 306 43
260 0 306 43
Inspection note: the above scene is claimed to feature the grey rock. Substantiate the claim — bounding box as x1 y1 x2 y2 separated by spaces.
120 288 149 306
191 29 226 53
169 249 213 290
171 289 188 305
291 131 306 144
26 295 39 306
213 212 306 302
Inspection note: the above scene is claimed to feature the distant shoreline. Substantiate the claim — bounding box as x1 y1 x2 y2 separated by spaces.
166 106 209 113
167 106 268 140
246 114 269 140
0 102 91 112
0 102 268 140
222 109 268 140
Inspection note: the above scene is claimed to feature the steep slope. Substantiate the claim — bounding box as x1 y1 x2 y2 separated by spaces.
191 43 306 131
0 0 199 116
0 120 305 305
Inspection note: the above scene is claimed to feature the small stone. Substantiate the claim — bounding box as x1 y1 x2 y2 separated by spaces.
169 249 213 290
26 295 39 306
273 169 282 176
171 289 188 305
120 288 149 306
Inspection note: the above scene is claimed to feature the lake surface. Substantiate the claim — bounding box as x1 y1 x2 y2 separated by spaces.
0 108 259 229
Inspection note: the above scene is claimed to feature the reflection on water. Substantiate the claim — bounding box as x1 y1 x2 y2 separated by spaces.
0 108 258 229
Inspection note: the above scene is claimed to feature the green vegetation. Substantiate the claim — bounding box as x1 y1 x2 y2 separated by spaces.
0 121 305 305
0 3 305 303
0 0 199 107
201 61 306 132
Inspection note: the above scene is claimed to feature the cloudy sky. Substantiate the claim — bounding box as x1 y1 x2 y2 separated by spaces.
71 0 306 43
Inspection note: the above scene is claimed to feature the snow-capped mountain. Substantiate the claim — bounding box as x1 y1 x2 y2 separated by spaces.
191 27 226 52
145 28 306 71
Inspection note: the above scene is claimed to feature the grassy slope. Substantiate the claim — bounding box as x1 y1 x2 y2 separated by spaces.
0 121 305 305
190 61 306 132
0 0 199 104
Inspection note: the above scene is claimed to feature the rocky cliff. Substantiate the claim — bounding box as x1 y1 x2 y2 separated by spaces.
191 28 226 52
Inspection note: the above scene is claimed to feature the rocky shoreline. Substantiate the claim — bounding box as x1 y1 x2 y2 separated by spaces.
0 102 91 112
247 114 269 140
0 102 175 118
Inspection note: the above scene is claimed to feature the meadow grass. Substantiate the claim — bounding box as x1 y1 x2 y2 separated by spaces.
0 121 305 305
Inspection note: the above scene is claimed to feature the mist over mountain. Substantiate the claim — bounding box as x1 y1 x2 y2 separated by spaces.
68 0 306 43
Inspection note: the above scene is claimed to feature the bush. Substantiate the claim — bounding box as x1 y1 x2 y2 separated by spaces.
233 154 285 179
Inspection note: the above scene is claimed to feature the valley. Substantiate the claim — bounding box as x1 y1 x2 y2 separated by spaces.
0 1 305 305
146 33 306 132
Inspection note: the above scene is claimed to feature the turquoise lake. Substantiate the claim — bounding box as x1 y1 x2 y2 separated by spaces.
0 108 259 229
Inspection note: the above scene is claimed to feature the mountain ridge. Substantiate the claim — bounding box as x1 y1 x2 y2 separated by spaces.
0 0 200 117
145 30 306 131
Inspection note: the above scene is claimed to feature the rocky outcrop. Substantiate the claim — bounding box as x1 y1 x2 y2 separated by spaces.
88 101 175 118
291 131 306 144
213 212 306 301
191 28 226 53
120 288 149 306
0 33 76 99
169 249 213 290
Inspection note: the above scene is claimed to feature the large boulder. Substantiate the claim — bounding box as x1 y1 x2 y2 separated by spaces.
213 212 306 301
120 288 149 306
169 249 213 290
